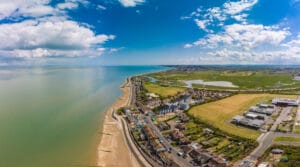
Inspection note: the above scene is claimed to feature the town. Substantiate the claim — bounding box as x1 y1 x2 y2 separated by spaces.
115 73 300 167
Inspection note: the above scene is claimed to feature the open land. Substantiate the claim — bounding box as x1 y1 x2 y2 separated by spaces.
188 94 296 139
146 70 300 90
143 82 186 98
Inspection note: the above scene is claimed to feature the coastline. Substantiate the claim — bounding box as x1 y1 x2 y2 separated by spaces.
97 78 139 167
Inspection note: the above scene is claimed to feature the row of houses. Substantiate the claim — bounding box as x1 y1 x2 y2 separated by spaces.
142 125 173 166
181 145 227 167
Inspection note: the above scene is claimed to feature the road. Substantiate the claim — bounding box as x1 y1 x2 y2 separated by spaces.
248 107 292 160
144 116 194 167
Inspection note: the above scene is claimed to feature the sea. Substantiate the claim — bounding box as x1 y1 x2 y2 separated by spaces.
0 66 167 167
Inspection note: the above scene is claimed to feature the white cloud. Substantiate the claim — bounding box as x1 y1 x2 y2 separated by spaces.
194 19 210 32
0 0 115 59
223 0 258 15
118 0 145 7
0 19 114 58
190 24 290 50
0 0 54 19
184 44 193 49
97 5 107 10
56 2 78 10
182 0 259 32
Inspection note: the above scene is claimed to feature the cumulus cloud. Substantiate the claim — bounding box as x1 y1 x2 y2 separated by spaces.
0 19 114 58
0 0 115 59
193 24 290 50
194 19 210 32
0 0 56 19
118 0 145 7
182 0 258 31
223 0 258 15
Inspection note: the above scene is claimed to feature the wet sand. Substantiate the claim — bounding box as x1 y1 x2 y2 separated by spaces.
97 80 139 167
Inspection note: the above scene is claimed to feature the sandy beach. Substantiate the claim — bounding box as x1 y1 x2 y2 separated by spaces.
97 79 140 167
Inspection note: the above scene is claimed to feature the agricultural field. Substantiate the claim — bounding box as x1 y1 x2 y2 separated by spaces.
143 82 185 98
188 94 296 139
146 70 300 90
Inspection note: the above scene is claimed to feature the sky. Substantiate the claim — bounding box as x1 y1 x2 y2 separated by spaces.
0 0 300 66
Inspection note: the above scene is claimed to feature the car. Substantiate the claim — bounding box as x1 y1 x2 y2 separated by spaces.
177 151 183 156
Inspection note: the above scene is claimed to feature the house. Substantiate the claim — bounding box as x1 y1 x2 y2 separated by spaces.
203 128 214 134
179 137 191 145
189 149 201 159
175 123 186 130
190 142 201 150
271 148 284 154
180 145 193 154
150 139 166 153
178 113 189 123
171 129 184 141
158 122 170 131
191 151 212 165
143 125 158 140
207 156 227 167
157 103 178 115
179 103 190 110
158 152 172 166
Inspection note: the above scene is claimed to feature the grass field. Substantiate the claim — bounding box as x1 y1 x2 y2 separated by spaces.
188 94 296 139
274 136 300 142
147 70 300 90
143 82 185 98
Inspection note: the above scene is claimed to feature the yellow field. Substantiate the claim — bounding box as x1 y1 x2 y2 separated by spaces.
189 94 296 139
144 83 185 98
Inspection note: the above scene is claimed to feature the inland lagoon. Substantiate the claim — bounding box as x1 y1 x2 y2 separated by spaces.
0 66 166 167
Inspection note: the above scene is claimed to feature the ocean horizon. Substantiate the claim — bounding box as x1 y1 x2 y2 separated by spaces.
0 66 167 167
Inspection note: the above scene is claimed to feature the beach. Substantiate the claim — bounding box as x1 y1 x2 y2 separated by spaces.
97 79 139 167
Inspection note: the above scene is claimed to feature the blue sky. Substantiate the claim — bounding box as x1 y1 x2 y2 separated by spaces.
0 0 300 65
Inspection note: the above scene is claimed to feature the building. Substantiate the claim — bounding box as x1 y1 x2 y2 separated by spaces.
272 98 299 106
232 115 264 129
245 113 258 119
143 125 158 140
171 129 184 141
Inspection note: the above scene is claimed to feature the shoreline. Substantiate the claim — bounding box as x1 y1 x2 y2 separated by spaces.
97 78 139 167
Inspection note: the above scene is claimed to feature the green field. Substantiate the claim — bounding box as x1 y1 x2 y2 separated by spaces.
147 70 300 90
274 136 300 142
143 82 186 98
188 94 296 139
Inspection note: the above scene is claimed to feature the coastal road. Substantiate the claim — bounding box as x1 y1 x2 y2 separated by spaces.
144 116 193 167
114 78 154 167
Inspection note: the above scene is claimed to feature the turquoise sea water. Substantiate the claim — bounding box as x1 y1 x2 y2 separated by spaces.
0 66 166 167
